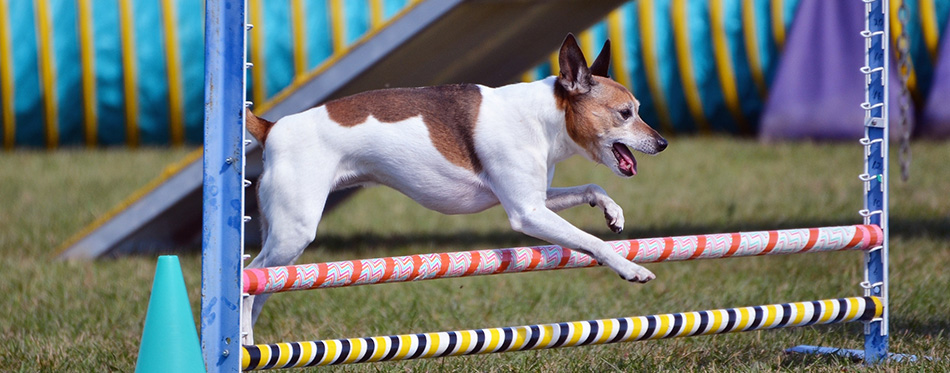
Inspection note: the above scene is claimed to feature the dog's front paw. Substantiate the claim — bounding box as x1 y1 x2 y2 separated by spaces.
603 203 624 233
615 262 655 283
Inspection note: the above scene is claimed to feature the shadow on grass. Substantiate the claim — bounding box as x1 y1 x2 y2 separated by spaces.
892 315 950 341
284 216 950 254
779 350 863 370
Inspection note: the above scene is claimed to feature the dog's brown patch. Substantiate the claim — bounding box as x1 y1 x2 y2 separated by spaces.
555 82 594 156
555 77 635 156
325 84 483 172
246 108 275 145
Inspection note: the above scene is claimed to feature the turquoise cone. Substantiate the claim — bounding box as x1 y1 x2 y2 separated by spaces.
135 256 206 372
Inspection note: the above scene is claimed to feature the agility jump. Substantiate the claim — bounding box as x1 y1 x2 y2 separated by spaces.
200 0 891 371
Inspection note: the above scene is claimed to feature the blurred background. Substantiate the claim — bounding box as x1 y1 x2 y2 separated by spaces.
5 0 948 258
2 0 949 150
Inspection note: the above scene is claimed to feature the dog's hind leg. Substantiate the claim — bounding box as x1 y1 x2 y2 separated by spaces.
241 162 333 344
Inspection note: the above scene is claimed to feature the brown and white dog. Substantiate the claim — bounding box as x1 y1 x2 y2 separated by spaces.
242 34 667 343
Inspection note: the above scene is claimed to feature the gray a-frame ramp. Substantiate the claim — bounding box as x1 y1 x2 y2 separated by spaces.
58 0 628 259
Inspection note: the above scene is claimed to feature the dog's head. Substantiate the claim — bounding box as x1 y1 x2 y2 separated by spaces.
555 34 667 177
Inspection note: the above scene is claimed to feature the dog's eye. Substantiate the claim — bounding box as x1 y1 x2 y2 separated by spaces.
618 108 632 120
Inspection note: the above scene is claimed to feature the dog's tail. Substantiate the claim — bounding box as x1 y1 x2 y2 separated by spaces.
246 108 275 145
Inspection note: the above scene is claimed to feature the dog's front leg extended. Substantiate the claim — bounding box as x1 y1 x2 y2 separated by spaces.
485 147 652 282
505 203 654 283
546 185 624 233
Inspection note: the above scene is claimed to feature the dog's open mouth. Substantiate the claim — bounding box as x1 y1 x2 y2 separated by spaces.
611 142 637 176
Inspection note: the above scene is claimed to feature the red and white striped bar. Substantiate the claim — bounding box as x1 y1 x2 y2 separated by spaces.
244 224 881 295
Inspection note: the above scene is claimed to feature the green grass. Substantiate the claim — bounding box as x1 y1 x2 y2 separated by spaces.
1 138 948 371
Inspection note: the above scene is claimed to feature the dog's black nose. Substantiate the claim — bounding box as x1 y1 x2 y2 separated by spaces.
656 137 668 152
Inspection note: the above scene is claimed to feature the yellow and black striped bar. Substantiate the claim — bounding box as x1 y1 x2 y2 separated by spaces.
242 296 882 370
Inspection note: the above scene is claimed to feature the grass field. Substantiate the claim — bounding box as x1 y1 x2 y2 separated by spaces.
1 137 948 371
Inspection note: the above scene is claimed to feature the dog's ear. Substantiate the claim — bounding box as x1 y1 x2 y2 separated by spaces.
589 40 610 78
558 33 593 95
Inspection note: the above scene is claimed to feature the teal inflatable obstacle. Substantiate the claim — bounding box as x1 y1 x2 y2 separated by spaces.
1 0 947 148
0 0 412 148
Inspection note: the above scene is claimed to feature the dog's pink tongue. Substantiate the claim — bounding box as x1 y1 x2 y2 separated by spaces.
612 143 637 176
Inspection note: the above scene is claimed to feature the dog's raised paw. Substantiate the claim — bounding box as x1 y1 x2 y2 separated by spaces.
604 211 624 233
603 204 624 233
